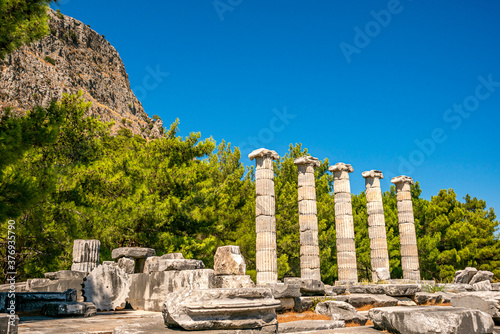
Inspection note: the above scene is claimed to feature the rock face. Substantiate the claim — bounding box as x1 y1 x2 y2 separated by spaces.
214 245 246 275
127 269 215 312
470 271 494 285
162 288 280 332
82 265 130 311
369 306 494 334
315 300 367 325
0 9 162 138
454 267 478 284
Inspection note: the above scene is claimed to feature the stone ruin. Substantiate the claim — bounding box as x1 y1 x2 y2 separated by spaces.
1 147 499 333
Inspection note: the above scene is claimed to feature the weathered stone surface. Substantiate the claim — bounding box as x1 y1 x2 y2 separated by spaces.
293 296 317 313
324 284 337 296
454 267 478 284
0 289 76 313
72 239 100 264
335 294 399 309
82 265 130 311
374 267 391 281
117 257 135 274
492 283 500 291
283 277 325 296
143 257 205 273
470 271 495 285
42 301 96 317
70 262 97 274
0 313 18 334
103 261 117 266
347 284 421 297
214 275 255 289
0 282 26 293
160 253 184 260
436 283 474 293
395 296 417 306
214 245 246 275
162 288 280 331
127 269 215 312
27 278 84 302
451 291 500 320
278 320 345 333
473 280 493 291
248 148 280 161
265 282 301 299
44 271 87 281
277 298 295 312
315 300 367 325
414 292 442 305
111 247 155 260
369 306 494 334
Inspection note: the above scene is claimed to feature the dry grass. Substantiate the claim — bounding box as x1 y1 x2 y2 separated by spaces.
345 319 374 327
356 304 376 311
277 311 331 323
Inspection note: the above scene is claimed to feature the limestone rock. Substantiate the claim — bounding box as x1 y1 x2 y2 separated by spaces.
214 275 255 289
492 283 500 291
248 148 279 161
142 257 204 273
265 282 301 299
117 257 135 274
111 247 155 260
328 162 354 173
369 306 494 334
27 277 85 302
390 175 414 185
293 296 317 313
436 283 474 293
335 294 399 308
451 291 500 320
454 267 479 284
127 269 215 312
277 298 295 312
315 300 367 325
374 267 391 281
82 265 130 311
42 301 97 317
414 292 442 305
71 262 98 274
473 280 492 291
0 289 76 313
395 296 417 306
361 170 384 179
162 288 280 331
293 156 320 167
283 277 325 296
160 253 184 260
0 313 18 334
214 245 246 275
72 239 100 264
470 270 494 285
278 320 345 333
348 283 421 297
44 271 87 281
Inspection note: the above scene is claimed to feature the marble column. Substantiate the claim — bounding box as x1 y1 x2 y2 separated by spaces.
294 155 321 281
71 239 100 273
391 175 420 281
249 148 280 285
362 170 390 282
329 162 357 283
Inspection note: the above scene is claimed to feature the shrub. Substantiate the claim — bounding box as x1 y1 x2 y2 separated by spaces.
56 9 64 20
44 56 56 66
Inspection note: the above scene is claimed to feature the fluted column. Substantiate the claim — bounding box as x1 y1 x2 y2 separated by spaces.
329 162 357 283
71 239 100 273
249 148 280 285
362 170 390 282
294 156 321 281
391 175 420 280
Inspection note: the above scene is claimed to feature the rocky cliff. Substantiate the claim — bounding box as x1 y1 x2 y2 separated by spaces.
0 8 163 138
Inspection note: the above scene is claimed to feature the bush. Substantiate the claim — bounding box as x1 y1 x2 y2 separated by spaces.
56 9 64 20
44 56 55 66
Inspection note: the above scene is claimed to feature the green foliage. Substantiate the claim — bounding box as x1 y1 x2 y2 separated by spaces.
422 283 446 293
311 296 336 311
44 55 56 65
0 97 498 284
0 0 55 59
55 8 64 20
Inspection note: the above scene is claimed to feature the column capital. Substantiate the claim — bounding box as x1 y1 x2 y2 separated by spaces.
328 162 353 173
391 175 414 185
248 148 280 161
294 155 320 168
362 170 384 179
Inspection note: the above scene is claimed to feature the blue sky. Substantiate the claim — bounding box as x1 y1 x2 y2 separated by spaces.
53 1 500 214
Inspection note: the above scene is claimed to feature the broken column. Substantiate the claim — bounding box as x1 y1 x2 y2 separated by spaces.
71 239 100 273
294 155 321 281
362 170 391 282
391 175 420 281
213 245 255 289
249 148 279 285
329 163 357 283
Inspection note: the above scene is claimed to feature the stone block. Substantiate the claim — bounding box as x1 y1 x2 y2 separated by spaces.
293 296 316 313
214 245 246 275
277 298 295 312
414 292 442 305
72 239 100 264
315 300 367 325
213 275 255 289
264 282 300 299
473 280 492 291
117 257 135 274
27 278 84 302
453 267 478 284
71 262 97 274
369 306 494 334
451 291 500 320
143 257 205 273
127 269 215 312
395 296 417 306
44 271 87 280
111 247 155 260
278 320 345 333
160 253 184 259
0 289 76 313
0 313 18 334
470 270 494 285
82 265 130 311
283 277 325 296
162 288 280 331
42 301 96 317
335 294 398 309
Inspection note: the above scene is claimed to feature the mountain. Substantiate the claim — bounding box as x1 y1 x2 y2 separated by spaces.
0 8 163 138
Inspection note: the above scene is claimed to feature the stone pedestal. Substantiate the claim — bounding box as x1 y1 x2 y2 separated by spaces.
249 148 279 285
329 163 357 283
71 239 100 274
362 170 391 282
294 156 321 281
391 175 420 281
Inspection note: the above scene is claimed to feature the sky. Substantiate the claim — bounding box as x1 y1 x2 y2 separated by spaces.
52 0 500 213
